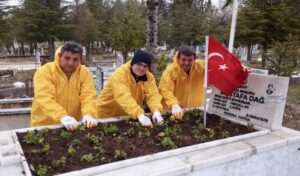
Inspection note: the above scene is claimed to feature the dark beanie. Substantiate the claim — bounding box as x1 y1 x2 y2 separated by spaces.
131 50 151 67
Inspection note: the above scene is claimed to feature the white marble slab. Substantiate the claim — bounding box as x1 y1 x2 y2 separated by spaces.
93 157 191 176
0 164 24 176
186 143 300 176
243 134 287 153
181 141 253 171
0 131 14 145
271 127 300 145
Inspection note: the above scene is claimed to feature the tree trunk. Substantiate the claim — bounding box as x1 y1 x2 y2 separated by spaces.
86 42 91 64
48 37 55 61
247 43 252 61
146 0 158 76
30 43 33 55
19 42 25 56
262 44 267 68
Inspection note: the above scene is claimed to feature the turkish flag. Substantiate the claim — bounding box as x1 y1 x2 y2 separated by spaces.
207 36 248 96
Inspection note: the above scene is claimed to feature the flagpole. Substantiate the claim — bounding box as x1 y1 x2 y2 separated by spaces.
228 0 238 53
203 36 209 127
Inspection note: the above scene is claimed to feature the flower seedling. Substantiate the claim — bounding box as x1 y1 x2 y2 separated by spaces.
39 128 49 135
81 153 94 162
94 146 106 155
219 118 226 127
68 145 76 156
207 128 216 138
247 123 255 131
23 131 44 144
36 164 49 176
161 137 177 149
114 135 124 142
163 124 181 137
85 133 102 145
102 123 119 135
137 130 151 138
193 133 207 142
70 139 81 147
114 149 127 160
32 143 50 154
60 131 71 139
221 131 230 138
123 128 136 137
191 126 207 142
51 156 66 167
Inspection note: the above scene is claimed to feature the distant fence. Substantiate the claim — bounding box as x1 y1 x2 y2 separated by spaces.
0 85 33 99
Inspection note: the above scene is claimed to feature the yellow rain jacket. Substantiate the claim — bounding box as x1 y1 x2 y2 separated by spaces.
31 47 96 127
159 52 205 109
96 62 163 119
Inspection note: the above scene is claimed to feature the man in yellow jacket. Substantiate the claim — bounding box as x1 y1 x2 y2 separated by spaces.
159 45 205 119
31 41 98 131
96 50 164 127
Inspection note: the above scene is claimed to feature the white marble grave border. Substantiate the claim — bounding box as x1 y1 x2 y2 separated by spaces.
11 112 270 176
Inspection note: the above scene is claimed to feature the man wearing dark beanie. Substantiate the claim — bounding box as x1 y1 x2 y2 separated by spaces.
96 50 164 127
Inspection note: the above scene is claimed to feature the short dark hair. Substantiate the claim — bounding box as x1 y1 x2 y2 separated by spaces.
60 41 83 55
178 45 196 59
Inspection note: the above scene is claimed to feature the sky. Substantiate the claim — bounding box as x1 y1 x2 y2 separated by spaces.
4 0 224 7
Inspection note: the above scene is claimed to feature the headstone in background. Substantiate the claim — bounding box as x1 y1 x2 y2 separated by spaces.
208 74 289 130
95 66 117 95
251 68 268 75
116 52 124 67
35 50 41 68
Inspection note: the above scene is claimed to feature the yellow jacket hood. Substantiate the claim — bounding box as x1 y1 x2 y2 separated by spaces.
159 52 205 109
96 61 163 119
31 47 96 127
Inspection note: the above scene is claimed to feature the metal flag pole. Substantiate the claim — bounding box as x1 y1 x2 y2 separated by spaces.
228 0 239 53
203 36 209 127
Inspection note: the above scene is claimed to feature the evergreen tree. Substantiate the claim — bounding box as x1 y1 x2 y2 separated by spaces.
236 3 265 61
110 0 146 62
86 0 113 49
264 35 300 76
21 0 63 60
237 0 300 67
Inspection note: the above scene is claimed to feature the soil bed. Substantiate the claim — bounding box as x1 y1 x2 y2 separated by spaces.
17 109 256 176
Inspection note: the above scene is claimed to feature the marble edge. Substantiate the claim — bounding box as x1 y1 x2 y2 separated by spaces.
11 131 32 176
191 147 254 171
243 134 288 154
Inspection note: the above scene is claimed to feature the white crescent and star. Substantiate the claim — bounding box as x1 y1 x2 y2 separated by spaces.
208 52 228 72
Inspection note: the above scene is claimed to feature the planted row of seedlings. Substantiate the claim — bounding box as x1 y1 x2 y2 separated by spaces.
17 109 256 176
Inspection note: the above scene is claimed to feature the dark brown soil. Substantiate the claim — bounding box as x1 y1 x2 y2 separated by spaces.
17 109 256 176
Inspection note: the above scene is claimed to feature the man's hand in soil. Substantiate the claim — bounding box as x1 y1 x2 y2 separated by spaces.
60 116 79 131
152 111 164 124
172 104 184 119
82 115 98 128
138 114 153 127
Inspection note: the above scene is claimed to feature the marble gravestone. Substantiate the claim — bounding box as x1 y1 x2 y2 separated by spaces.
208 74 289 130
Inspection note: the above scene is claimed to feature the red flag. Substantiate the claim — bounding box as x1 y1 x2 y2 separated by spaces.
207 36 248 96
